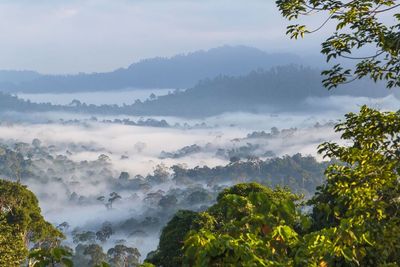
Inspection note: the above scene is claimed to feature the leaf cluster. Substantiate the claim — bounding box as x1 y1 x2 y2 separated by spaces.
276 0 400 89
150 106 400 266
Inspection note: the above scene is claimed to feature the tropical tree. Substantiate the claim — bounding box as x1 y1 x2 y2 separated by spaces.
147 105 400 266
273 2 400 263
183 183 304 266
0 179 64 266
0 214 27 266
276 0 400 89
297 106 400 266
97 192 122 210
145 210 214 267
96 222 113 243
72 230 97 244
83 244 107 266
107 244 141 267
28 246 73 267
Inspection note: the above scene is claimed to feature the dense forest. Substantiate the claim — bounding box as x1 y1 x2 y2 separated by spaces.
1 0 400 266
0 65 395 117
1 106 399 266
0 132 329 266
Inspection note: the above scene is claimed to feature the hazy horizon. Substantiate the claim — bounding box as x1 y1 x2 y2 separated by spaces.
0 45 324 75
0 0 330 74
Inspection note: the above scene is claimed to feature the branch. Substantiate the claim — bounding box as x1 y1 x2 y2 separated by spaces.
308 13 334 34
373 4 400 14
341 50 385 60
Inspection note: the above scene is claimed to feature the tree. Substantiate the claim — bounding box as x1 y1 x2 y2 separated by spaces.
0 214 27 266
28 246 73 267
108 192 122 209
83 244 107 266
96 222 113 243
158 107 397 267
97 192 122 209
107 244 140 267
298 106 400 266
158 195 178 209
145 210 214 267
183 183 304 266
0 179 64 266
276 0 400 89
118 172 130 180
148 106 400 266
72 230 96 244
274 2 400 264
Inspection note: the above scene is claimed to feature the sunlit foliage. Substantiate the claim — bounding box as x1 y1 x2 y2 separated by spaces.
148 106 400 266
277 0 400 89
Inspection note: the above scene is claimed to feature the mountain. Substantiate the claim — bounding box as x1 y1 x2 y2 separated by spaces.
0 66 392 117
0 70 41 92
114 65 390 117
0 70 41 84
0 46 303 93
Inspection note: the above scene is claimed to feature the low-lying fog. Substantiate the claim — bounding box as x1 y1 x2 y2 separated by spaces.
16 88 174 105
0 94 398 260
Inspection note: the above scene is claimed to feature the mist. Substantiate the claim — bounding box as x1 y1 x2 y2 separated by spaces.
0 88 397 262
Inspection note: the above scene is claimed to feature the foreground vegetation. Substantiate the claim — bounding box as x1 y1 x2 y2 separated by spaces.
1 106 398 266
1 0 400 265
145 106 400 266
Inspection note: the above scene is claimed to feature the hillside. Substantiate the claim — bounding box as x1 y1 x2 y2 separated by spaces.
0 46 303 93
114 66 390 117
0 66 393 117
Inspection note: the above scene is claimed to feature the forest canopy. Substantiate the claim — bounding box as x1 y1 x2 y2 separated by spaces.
146 106 400 266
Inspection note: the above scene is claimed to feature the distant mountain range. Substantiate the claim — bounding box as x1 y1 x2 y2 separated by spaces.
0 46 305 93
111 66 392 116
0 66 395 117
0 70 41 85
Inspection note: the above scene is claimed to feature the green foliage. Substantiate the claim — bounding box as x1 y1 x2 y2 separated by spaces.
29 247 73 267
0 179 64 266
302 106 400 266
217 182 300 202
0 214 27 266
149 107 400 266
0 179 63 243
73 242 140 267
145 210 214 267
183 183 303 266
173 153 329 197
276 0 400 89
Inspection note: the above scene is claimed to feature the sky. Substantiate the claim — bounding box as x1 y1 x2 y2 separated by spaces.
0 0 326 74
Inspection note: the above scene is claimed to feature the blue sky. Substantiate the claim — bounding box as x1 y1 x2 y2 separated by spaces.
0 0 325 74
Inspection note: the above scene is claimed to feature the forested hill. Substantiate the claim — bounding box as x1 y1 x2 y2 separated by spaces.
0 46 302 93
0 70 41 84
113 66 391 117
0 66 394 117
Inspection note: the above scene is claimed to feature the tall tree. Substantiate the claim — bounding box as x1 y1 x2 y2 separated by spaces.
301 106 400 266
276 0 400 89
107 245 140 267
0 179 64 266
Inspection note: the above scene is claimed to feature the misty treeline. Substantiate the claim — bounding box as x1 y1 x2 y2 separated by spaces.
144 106 400 266
54 117 212 130
0 65 395 118
1 106 399 266
0 124 329 266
